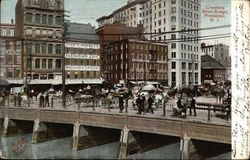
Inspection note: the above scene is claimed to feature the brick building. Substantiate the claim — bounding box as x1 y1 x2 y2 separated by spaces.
201 55 226 84
65 23 103 85
15 0 64 84
0 22 16 37
103 39 168 85
96 23 143 76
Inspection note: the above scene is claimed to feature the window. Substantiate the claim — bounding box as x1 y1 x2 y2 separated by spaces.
16 68 21 78
26 58 31 68
42 43 46 54
171 0 176 4
182 62 186 69
94 60 97 66
171 16 176 22
35 43 40 53
171 62 176 69
26 43 32 54
35 59 40 68
56 16 62 25
48 30 53 38
80 59 84 65
172 72 176 87
56 59 61 69
48 44 53 54
188 63 192 70
171 7 176 13
182 72 186 85
8 69 13 78
171 34 176 40
94 71 97 78
25 13 32 23
171 52 176 58
42 30 47 37
48 59 53 69
48 15 53 25
26 28 32 37
48 74 54 79
17 55 21 64
35 29 41 37
35 14 40 24
171 43 176 49
42 15 47 24
87 71 90 78
56 44 61 54
55 30 62 39
8 55 13 64
87 59 90 65
74 59 78 65
42 59 46 68
195 63 198 70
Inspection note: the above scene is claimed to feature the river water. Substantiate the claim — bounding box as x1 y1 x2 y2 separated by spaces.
0 134 230 159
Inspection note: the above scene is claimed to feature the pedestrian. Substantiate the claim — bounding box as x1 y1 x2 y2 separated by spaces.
39 93 44 108
136 95 142 114
119 95 124 113
147 95 154 114
177 98 186 117
14 93 17 107
45 91 49 107
189 96 197 116
141 94 146 114
17 93 22 107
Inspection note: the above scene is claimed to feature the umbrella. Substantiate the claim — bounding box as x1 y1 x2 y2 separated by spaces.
48 88 54 92
0 79 9 86
142 84 156 91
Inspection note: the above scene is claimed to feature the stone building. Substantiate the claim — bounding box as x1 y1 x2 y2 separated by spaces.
15 0 64 84
65 23 103 85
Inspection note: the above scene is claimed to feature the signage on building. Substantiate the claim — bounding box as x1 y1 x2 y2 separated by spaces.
65 54 100 59
65 42 100 49
65 65 100 71
0 64 21 68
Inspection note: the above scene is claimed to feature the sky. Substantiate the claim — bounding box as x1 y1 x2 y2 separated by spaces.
1 0 231 45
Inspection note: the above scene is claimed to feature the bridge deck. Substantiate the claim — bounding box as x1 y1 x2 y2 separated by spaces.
0 97 231 144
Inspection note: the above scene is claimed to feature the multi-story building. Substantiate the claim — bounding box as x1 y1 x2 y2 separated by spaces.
103 39 168 85
96 23 143 74
97 0 201 87
0 37 24 84
15 0 64 83
65 23 103 85
0 21 16 37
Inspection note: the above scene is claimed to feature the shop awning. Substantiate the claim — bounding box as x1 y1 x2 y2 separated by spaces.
146 81 161 85
66 79 104 85
7 79 23 85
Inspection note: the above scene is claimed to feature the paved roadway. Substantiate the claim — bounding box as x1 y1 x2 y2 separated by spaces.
4 96 230 127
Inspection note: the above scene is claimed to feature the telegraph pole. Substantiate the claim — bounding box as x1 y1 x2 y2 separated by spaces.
62 21 66 108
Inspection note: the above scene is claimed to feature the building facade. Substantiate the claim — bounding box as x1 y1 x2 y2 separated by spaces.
0 37 24 82
0 22 16 37
15 0 64 83
97 0 201 87
65 23 102 84
201 55 226 84
103 39 168 85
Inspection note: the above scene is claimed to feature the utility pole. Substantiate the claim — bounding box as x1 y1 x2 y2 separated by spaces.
62 20 67 108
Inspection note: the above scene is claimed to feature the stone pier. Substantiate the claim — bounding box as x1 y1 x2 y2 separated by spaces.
118 126 129 159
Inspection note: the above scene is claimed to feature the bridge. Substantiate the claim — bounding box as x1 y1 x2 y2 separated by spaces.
0 102 231 159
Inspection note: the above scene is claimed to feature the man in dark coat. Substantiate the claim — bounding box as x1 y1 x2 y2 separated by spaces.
119 95 124 113
189 96 197 116
17 93 22 107
147 95 154 114
141 94 146 114
136 95 142 114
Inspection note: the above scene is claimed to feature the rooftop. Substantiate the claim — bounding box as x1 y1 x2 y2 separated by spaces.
66 23 99 43
201 55 226 69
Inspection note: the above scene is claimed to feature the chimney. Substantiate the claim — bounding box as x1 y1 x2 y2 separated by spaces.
11 19 14 24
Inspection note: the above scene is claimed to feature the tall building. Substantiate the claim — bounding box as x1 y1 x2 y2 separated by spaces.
97 0 201 87
103 39 168 85
0 22 16 37
15 0 64 83
65 23 103 85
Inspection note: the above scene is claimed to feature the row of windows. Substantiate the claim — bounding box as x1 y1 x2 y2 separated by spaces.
181 52 199 60
131 62 167 71
181 0 199 12
0 41 21 50
66 48 98 54
171 62 199 70
25 13 62 26
131 72 167 80
181 18 199 28
1 68 21 78
181 9 199 20
181 43 199 52
25 28 62 39
27 58 61 69
66 59 98 66
0 55 21 65
131 52 167 61
0 28 15 36
67 71 98 79
26 43 62 55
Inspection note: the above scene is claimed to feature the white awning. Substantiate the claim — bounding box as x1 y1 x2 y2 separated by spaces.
7 79 24 84
129 81 145 84
29 80 53 85
146 81 161 85
66 79 104 85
